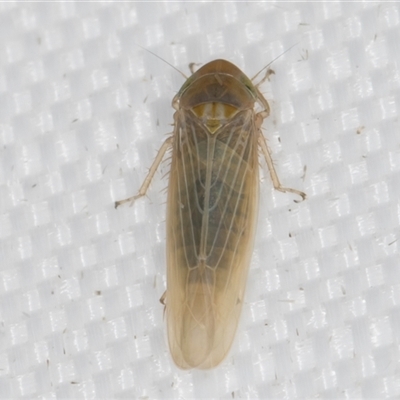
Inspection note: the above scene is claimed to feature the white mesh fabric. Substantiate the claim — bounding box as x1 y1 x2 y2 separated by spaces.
0 2 399 399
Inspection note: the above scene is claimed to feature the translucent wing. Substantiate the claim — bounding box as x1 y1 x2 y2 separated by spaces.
165 107 259 369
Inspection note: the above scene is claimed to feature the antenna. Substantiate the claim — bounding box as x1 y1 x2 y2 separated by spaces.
134 43 188 80
251 42 299 84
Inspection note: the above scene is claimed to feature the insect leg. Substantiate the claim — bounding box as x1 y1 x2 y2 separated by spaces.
254 88 306 202
254 87 270 119
115 136 173 208
160 291 166 305
258 134 306 201
188 62 201 74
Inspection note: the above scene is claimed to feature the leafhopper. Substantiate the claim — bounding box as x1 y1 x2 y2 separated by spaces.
116 59 305 369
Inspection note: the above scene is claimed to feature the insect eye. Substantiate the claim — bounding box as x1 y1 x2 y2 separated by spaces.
242 81 256 97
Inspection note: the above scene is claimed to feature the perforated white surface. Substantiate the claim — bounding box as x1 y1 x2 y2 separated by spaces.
1 2 400 399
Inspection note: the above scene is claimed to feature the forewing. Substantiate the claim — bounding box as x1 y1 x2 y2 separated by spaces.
166 108 259 369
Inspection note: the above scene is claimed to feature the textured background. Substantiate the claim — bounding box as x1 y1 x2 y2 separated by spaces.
0 2 400 399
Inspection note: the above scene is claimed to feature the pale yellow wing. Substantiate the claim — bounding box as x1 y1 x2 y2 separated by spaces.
165 108 260 369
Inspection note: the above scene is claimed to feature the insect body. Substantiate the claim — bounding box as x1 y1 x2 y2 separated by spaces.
116 59 305 369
